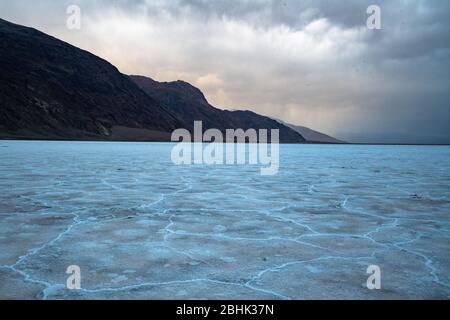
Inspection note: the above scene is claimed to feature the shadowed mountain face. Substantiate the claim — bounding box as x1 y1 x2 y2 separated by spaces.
0 19 181 140
130 75 306 143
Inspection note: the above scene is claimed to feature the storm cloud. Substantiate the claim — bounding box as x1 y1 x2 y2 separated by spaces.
1 0 449 143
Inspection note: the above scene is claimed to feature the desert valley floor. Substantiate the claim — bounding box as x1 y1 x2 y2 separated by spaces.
0 141 449 299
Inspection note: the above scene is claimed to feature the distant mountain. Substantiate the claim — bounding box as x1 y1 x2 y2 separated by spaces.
275 119 345 144
0 18 181 141
130 75 305 143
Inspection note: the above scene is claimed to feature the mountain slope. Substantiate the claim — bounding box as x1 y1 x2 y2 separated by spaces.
130 75 305 143
0 18 181 140
276 119 345 144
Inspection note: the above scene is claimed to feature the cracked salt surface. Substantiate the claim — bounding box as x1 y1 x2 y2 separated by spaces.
0 141 449 299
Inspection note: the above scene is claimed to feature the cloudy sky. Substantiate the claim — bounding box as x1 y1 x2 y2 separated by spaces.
1 0 449 143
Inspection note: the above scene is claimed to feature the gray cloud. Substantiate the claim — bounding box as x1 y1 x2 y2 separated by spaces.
0 0 449 143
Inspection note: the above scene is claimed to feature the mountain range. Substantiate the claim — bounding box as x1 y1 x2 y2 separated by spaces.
0 18 341 144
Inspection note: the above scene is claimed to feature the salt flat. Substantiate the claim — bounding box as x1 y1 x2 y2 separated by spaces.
0 141 449 299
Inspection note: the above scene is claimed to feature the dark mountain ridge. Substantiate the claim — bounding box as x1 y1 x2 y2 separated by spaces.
0 18 181 140
130 75 305 143
0 18 304 143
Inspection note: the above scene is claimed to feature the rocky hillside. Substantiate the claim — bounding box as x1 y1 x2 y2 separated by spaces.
0 18 181 141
